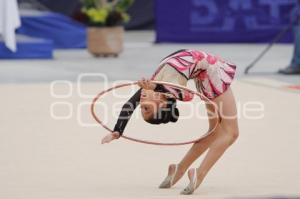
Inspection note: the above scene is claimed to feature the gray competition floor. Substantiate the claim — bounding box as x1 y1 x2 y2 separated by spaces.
0 31 300 199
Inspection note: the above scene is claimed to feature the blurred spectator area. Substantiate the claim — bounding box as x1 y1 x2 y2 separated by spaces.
17 0 155 30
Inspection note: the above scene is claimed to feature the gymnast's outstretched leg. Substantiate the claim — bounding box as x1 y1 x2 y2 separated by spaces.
181 88 239 194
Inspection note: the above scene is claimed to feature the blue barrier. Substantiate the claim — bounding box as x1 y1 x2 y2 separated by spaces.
0 35 53 59
155 0 298 43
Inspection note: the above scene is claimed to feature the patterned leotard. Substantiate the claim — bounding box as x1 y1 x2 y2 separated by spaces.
152 49 236 99
113 49 237 135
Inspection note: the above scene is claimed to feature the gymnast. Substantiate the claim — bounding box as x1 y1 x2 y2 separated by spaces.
101 49 239 195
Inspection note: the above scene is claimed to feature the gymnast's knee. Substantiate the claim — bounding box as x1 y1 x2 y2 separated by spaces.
221 124 239 146
228 128 239 146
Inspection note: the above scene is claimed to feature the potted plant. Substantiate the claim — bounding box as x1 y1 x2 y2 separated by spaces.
81 0 133 57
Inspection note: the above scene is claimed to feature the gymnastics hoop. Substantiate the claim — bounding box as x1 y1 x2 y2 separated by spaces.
91 81 220 146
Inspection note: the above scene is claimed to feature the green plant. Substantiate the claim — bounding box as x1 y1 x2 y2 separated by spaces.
81 0 134 27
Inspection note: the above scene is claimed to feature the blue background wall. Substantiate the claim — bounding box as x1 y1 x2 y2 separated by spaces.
155 0 298 43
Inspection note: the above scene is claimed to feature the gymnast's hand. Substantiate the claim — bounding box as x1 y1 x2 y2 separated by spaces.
101 131 120 144
138 78 156 90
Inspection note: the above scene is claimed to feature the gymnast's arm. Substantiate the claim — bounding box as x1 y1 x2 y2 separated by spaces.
101 79 157 144
113 82 166 136
113 89 142 136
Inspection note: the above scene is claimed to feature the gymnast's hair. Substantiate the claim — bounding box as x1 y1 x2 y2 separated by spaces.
145 97 179 125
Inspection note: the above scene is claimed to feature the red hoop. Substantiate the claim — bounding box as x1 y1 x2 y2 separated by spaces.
91 81 220 146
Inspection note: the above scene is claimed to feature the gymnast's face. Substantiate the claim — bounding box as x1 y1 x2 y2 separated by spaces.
140 89 167 120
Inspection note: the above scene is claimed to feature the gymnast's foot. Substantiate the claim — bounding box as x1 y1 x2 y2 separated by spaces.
180 168 201 195
158 164 185 188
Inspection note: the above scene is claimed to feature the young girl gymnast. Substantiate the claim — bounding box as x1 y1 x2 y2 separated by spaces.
101 49 239 195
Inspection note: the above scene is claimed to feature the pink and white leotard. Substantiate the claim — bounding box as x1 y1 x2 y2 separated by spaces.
151 49 237 100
